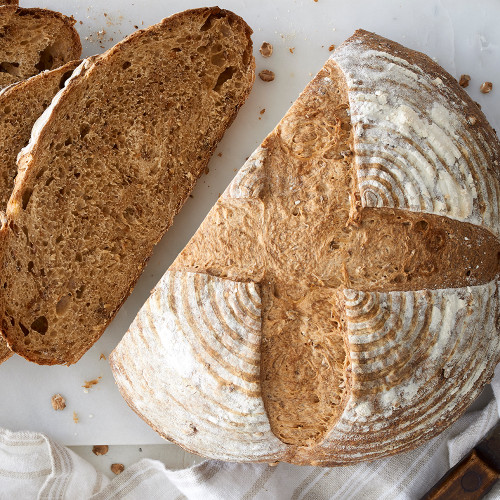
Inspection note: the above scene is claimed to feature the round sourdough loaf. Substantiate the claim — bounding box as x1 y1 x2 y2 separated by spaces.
110 30 500 465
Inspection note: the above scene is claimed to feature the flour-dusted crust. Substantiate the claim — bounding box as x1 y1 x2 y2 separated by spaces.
334 32 500 236
0 6 81 89
111 30 500 464
0 7 255 365
112 271 287 461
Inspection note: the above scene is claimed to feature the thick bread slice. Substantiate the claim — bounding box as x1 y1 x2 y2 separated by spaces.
0 5 81 89
111 30 500 465
0 7 254 365
0 60 80 365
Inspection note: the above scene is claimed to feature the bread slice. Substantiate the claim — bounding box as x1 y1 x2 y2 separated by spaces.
0 60 80 364
0 5 81 89
111 30 500 465
0 7 254 365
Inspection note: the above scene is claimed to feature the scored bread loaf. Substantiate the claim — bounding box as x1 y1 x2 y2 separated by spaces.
111 30 500 465
0 60 80 364
0 7 255 365
0 5 81 89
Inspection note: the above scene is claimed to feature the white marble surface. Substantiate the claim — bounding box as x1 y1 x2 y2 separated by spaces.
0 0 499 469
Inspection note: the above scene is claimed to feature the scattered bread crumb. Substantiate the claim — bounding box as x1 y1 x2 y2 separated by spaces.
328 44 335 51
111 463 125 475
260 108 266 115
73 411 79 424
189 194 194 198
92 445 109 456
205 167 210 175
289 47 295 54
459 74 471 88
82 376 102 389
51 394 66 411
99 353 106 360
259 42 273 58
134 25 139 29
217 152 223 157
259 70 275 82
474 101 482 109
480 82 493 94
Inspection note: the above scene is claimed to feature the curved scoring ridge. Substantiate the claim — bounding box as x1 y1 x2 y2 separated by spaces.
113 270 286 461
222 146 267 200
333 45 500 236
318 281 499 463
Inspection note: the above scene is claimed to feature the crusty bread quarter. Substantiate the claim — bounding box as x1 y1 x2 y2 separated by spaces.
0 7 255 365
111 30 500 465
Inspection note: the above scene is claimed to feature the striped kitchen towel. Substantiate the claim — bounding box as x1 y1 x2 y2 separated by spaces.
1 364 500 499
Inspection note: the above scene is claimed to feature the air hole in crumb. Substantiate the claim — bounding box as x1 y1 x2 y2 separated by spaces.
210 52 226 67
172 47 182 52
122 61 131 70
414 220 429 232
213 66 236 92
74 172 80 179
31 316 48 335
45 176 54 186
65 137 72 146
35 44 56 71
1 319 7 331
55 235 63 244
22 189 33 210
200 12 224 31
76 285 85 299
19 322 29 336
0 61 20 76
56 295 71 315
59 70 74 89
80 124 90 139
402 221 411 227
27 261 34 273
76 253 82 262
329 240 339 250
466 270 471 277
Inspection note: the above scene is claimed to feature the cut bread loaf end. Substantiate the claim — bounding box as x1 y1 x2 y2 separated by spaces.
0 7 255 365
0 6 81 89
0 60 81 365
111 30 500 465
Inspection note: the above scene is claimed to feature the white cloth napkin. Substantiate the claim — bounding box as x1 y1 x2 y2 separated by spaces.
2 365 500 500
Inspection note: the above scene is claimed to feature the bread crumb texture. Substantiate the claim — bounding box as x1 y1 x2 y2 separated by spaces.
51 393 65 410
259 41 272 58
459 74 470 88
0 5 81 90
92 445 108 456
259 69 275 82
111 463 124 475
0 8 255 365
113 31 500 465
480 81 493 94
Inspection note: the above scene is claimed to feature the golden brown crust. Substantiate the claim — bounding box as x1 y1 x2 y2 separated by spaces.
112 30 500 465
